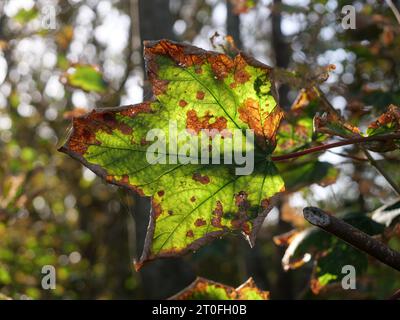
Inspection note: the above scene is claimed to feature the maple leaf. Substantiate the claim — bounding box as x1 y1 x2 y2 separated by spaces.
169 277 269 300
59 40 285 269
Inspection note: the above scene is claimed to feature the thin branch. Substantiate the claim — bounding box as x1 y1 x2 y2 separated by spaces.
327 150 368 162
303 207 400 272
362 148 400 196
386 0 400 25
271 133 400 162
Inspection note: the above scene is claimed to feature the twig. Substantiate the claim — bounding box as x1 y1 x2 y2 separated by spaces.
327 150 368 162
362 148 400 196
386 0 400 25
271 133 400 162
303 207 400 272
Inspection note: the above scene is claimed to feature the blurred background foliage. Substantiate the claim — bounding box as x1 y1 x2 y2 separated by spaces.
0 0 400 299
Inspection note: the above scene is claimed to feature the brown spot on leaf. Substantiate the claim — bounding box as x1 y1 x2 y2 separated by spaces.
152 79 169 95
230 55 251 88
186 230 194 238
192 172 210 184
120 174 129 184
179 99 188 107
168 210 173 215
211 201 223 228
196 91 205 100
235 191 250 211
209 54 234 80
261 198 270 209
194 218 207 227
186 109 227 135
190 196 196 202
120 102 152 117
157 190 165 197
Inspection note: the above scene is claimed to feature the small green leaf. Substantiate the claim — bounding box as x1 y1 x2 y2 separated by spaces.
62 64 107 93
13 8 38 24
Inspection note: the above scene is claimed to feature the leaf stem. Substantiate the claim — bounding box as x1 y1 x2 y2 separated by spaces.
271 133 400 162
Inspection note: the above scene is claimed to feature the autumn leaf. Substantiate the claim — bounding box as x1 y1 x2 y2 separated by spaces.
59 40 285 269
61 64 107 93
365 104 400 152
313 104 400 153
275 88 325 155
169 277 269 300
313 111 361 139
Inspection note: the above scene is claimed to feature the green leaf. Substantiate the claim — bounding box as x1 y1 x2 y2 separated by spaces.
59 40 285 269
13 8 38 24
311 242 368 294
62 64 107 93
169 277 269 300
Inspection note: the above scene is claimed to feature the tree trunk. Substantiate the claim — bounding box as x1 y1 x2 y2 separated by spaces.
133 0 195 299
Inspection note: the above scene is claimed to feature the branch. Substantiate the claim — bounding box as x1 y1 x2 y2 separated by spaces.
271 133 400 162
303 207 400 272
